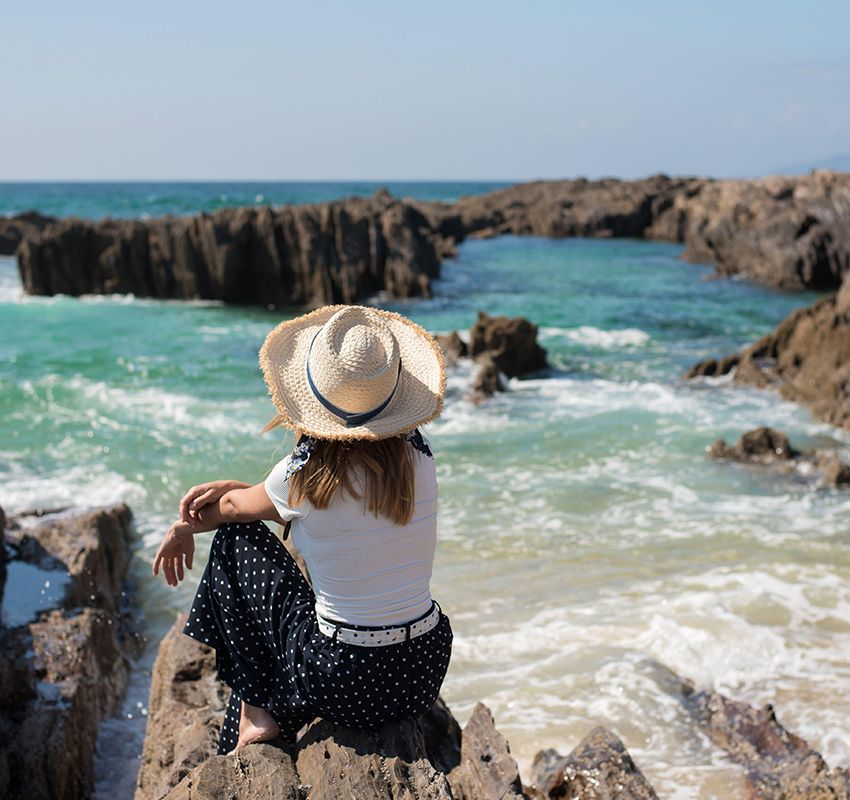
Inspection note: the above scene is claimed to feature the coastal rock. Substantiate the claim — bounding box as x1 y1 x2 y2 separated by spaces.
134 614 229 800
0 504 133 800
530 727 658 800
446 702 526 800
0 211 55 255
686 293 850 431
709 428 850 487
164 745 300 800
141 614 466 800
16 195 440 306
651 662 850 800
434 331 468 366
469 311 549 378
469 353 507 403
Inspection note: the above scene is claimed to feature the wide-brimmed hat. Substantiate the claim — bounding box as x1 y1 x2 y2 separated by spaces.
258 304 446 440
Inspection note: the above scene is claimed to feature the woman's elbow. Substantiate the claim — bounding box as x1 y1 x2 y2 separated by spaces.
220 492 242 521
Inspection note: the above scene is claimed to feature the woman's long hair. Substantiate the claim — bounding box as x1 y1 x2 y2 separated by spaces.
261 414 415 525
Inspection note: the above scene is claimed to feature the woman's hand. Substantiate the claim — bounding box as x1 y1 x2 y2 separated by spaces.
153 520 197 587
178 480 250 523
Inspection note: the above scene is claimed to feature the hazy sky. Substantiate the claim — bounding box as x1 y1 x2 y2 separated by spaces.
2 1 849 180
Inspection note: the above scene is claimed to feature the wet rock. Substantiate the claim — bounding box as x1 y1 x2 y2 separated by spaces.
469 353 507 403
0 608 129 800
434 331 468 367
4 503 134 614
469 311 549 378
654 662 850 800
0 211 55 255
134 613 229 800
708 427 850 487
530 727 658 800
709 427 798 463
0 504 134 800
447 702 526 800
686 290 850 432
164 744 300 800
16 194 440 306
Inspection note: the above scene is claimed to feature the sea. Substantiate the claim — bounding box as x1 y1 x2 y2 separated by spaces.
2 182 849 799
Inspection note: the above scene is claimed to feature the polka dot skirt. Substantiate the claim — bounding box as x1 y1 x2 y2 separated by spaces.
182 520 453 754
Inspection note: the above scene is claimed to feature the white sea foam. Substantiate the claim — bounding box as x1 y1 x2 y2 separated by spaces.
541 325 651 348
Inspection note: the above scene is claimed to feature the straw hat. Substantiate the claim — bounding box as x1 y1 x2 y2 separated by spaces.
258 304 446 440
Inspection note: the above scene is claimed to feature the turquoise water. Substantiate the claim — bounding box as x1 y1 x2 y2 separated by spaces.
2 185 850 799
0 180 508 219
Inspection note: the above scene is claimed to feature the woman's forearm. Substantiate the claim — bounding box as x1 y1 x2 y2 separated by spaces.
190 493 239 533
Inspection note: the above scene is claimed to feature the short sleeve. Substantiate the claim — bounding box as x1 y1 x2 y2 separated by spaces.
263 455 308 522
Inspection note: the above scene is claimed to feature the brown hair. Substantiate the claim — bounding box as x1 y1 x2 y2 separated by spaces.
261 414 415 525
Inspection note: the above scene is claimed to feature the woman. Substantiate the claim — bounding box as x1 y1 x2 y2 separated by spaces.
152 304 452 755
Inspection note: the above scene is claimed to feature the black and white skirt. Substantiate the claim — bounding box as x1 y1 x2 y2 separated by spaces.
182 520 453 754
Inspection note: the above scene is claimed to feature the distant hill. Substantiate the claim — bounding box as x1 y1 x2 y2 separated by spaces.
772 153 850 175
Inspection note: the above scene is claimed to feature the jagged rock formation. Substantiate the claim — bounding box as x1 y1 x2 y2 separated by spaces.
140 614 660 800
708 426 850 486
0 504 134 800
15 193 440 306
652 661 850 800
13 171 850 304
0 211 55 255
418 170 850 290
686 280 850 431
435 312 549 403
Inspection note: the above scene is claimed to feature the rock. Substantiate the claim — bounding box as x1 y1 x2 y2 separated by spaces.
0 504 134 800
530 726 658 800
4 503 134 614
296 717 453 799
434 331 468 366
0 505 6 602
164 745 300 800
16 194 440 306
134 614 229 800
469 353 507 403
686 293 850 431
469 311 548 378
653 662 850 800
708 427 850 487
0 211 55 255
138 614 469 800
417 171 850 290
709 427 798 462
446 702 526 800
0 607 128 800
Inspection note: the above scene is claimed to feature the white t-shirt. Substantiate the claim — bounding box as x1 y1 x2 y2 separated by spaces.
263 438 438 627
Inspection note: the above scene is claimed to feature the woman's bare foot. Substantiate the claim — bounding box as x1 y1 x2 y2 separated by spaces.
228 700 280 753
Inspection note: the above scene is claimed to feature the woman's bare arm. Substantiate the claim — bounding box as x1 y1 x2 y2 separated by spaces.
187 483 287 532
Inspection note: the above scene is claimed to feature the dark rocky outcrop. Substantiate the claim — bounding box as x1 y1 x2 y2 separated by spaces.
418 170 850 290
0 504 134 800
653 661 850 800
0 211 55 255
14 171 850 305
16 193 440 306
141 614 667 800
469 312 548 378
435 312 549 403
530 728 659 800
708 426 850 487
686 290 850 432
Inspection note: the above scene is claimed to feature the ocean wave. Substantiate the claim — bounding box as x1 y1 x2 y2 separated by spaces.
540 325 651 349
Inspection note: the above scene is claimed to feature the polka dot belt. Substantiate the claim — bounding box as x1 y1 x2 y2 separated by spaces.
316 601 442 647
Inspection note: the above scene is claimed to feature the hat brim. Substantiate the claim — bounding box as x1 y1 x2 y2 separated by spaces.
258 304 447 440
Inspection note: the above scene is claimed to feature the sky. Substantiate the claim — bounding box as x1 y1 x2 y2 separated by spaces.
2 1 849 181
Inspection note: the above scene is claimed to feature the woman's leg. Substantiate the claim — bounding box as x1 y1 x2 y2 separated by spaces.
183 520 316 752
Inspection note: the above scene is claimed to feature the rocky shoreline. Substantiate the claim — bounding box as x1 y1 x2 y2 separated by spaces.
0 503 135 800
5 171 850 306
